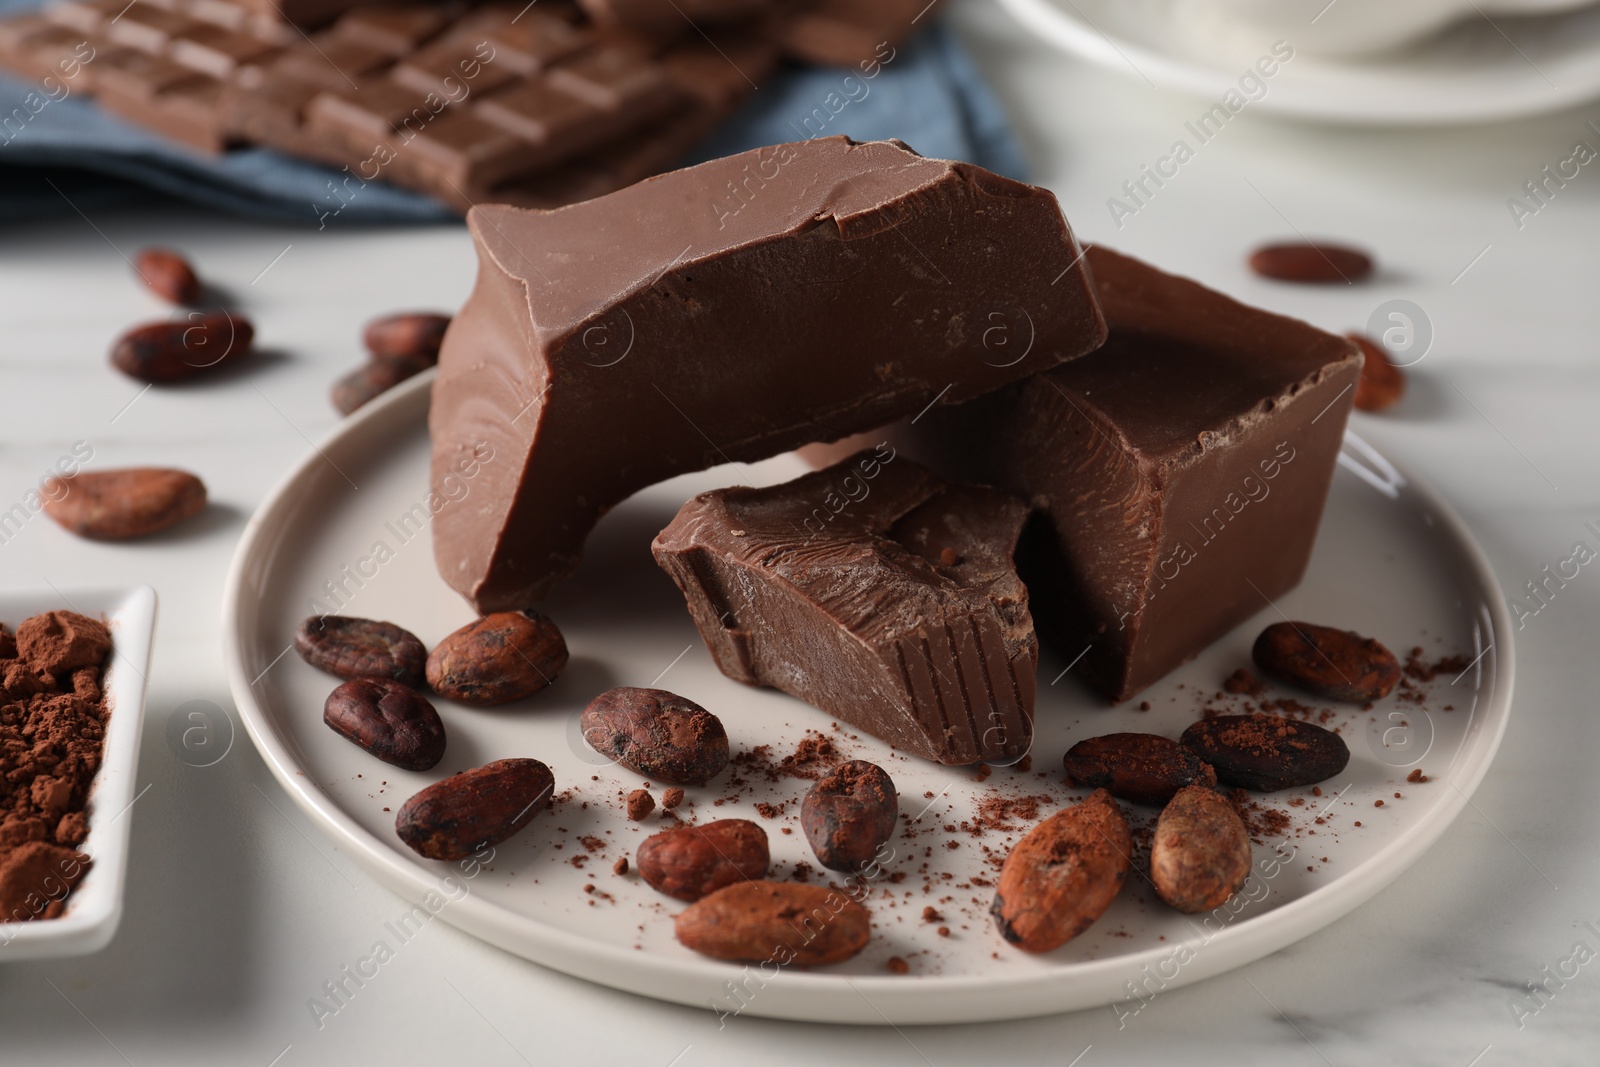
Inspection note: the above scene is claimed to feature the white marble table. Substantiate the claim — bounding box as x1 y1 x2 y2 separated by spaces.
1 2 1596 1062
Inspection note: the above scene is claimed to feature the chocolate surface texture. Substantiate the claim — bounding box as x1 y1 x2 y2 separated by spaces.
652 449 1037 765
896 245 1362 701
429 136 1106 610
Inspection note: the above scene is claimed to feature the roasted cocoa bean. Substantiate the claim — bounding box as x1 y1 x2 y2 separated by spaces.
395 758 554 861
133 247 202 305
1181 714 1350 791
363 312 450 363
1349 333 1406 412
580 687 728 785
636 818 769 901
42 468 206 540
331 355 428 415
1249 242 1374 283
294 615 427 687
426 611 568 706
1062 733 1216 806
675 881 870 965
1150 784 1251 913
323 678 445 771
991 788 1130 953
1252 621 1400 702
111 311 253 383
801 760 897 871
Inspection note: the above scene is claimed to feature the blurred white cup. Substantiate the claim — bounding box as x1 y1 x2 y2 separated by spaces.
1175 0 1596 55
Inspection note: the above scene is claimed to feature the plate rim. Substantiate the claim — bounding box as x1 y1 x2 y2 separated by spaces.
221 368 1515 1024
994 0 1600 124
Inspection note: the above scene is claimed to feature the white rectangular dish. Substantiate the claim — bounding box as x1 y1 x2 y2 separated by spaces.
0 586 156 960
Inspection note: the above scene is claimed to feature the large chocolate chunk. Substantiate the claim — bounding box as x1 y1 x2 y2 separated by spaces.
899 246 1362 701
430 136 1106 610
652 449 1036 765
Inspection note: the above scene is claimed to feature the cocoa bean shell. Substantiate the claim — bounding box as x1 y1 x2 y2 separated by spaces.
991 788 1130 953
42 468 206 541
580 687 728 785
1150 784 1251 913
674 881 870 965
323 678 445 771
396 758 553 861
1062 733 1216 807
636 818 769 901
801 760 897 872
426 611 568 706
1180 714 1350 791
1252 621 1400 703
294 615 427 687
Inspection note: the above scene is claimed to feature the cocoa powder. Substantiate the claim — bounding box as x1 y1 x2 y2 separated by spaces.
0 611 112 921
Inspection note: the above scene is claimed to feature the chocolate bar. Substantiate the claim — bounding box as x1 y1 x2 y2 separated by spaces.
898 246 1362 702
654 450 1037 765
428 136 1106 610
0 0 945 212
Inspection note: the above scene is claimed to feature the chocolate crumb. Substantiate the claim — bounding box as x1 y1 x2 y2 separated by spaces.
1407 768 1427 783
626 789 654 821
886 956 910 974
660 787 685 811
613 857 628 876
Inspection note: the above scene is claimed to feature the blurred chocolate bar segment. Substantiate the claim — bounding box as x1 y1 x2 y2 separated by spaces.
0 0 949 210
429 136 1106 610
654 451 1037 765
898 246 1363 702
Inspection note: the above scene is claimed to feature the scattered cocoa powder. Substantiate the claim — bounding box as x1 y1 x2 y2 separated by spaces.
0 612 111 921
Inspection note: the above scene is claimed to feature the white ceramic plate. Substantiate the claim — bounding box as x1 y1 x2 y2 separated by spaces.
997 0 1600 124
222 370 1512 1024
0 585 155 961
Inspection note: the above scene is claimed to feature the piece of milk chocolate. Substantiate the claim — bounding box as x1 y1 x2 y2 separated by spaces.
653 449 1036 765
429 136 1106 610
898 246 1363 702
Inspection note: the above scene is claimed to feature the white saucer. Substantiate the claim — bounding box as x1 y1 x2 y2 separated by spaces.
221 371 1512 1023
997 0 1600 124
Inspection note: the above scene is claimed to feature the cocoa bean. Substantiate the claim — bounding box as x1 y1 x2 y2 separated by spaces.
1249 242 1374 283
294 615 426 687
674 881 870 965
331 356 428 415
580 687 728 785
323 678 445 771
1180 714 1350 791
395 758 554 861
1252 621 1400 702
42 468 206 540
425 611 568 705
132 247 202 305
111 311 253 383
1150 784 1251 913
363 312 450 363
636 818 769 901
1062 733 1215 807
1349 333 1406 412
800 760 897 871
991 788 1130 953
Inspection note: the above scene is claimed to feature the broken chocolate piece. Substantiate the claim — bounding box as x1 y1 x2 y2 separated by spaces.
652 449 1036 765
898 246 1362 701
430 136 1106 610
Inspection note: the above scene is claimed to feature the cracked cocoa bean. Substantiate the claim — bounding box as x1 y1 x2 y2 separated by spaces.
801 760 897 871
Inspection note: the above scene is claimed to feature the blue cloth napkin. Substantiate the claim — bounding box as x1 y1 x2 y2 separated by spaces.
0 1 1027 225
